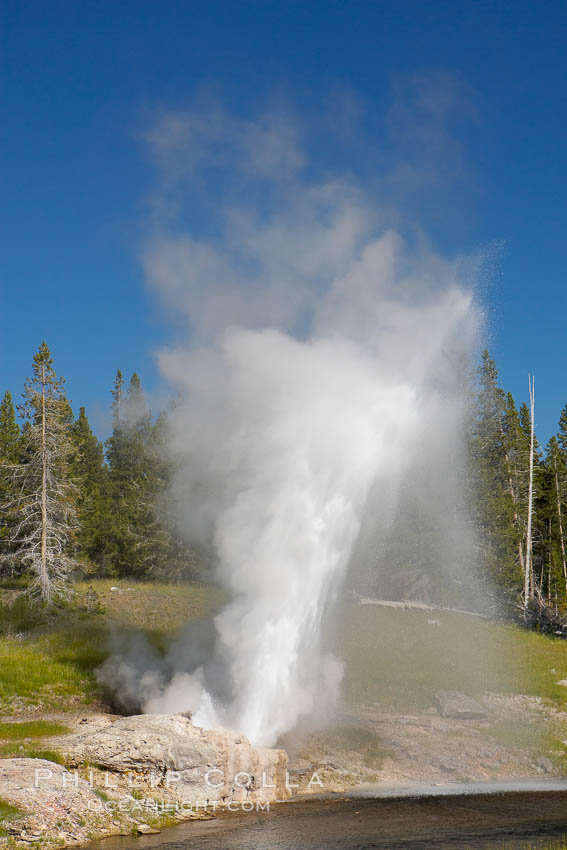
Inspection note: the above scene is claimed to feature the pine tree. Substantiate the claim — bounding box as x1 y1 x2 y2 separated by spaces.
540 436 567 607
105 373 155 577
102 369 130 575
542 409 567 609
0 391 21 566
468 351 520 595
71 407 108 570
0 392 20 463
558 404 567 455
103 374 204 580
111 369 124 429
144 409 206 583
0 343 78 602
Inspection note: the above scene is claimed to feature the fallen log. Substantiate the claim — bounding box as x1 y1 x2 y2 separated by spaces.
353 593 491 619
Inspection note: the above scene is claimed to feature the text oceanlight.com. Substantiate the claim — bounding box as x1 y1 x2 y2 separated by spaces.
87 798 272 813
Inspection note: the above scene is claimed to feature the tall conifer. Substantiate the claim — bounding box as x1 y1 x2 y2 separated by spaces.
0 343 78 601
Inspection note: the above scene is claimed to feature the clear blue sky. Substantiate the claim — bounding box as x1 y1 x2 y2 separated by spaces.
1 0 566 441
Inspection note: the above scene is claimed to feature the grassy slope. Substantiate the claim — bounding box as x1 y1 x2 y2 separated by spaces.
1 580 567 718
337 602 567 710
0 580 222 715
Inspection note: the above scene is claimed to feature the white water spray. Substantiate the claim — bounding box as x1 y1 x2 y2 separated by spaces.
136 106 478 746
147 240 475 745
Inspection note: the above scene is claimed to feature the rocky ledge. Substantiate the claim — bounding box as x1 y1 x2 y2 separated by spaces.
59 713 289 804
0 714 289 848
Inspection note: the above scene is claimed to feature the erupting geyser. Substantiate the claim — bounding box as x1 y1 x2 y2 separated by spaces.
163 327 420 745
148 233 475 746
106 106 479 746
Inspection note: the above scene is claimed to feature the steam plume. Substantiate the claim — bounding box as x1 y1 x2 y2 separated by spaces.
134 103 479 746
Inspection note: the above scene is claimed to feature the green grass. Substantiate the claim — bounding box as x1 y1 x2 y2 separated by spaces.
0 799 23 819
0 593 49 634
0 639 94 706
0 797 24 835
0 579 223 714
337 603 567 711
0 721 69 740
15 748 65 764
0 719 70 762
0 742 63 759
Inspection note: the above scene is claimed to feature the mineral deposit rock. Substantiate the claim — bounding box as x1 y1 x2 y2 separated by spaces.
434 691 488 720
60 713 289 803
0 758 113 842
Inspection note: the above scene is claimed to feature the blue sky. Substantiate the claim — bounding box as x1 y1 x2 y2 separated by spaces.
1 0 566 441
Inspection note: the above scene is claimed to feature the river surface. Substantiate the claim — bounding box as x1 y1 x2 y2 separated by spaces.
90 783 567 850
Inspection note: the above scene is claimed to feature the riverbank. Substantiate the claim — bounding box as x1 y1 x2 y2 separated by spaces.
4 763 567 850
85 789 567 850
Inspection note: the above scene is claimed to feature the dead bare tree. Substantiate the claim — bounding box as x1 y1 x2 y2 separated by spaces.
0 343 78 603
524 374 535 609
499 414 526 581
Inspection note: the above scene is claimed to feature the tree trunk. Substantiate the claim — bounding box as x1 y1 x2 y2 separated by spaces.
41 364 49 602
524 375 535 609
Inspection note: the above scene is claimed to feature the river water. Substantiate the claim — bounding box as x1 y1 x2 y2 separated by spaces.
89 783 567 850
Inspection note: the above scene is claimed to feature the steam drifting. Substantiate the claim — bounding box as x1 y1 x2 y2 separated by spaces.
130 105 478 746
